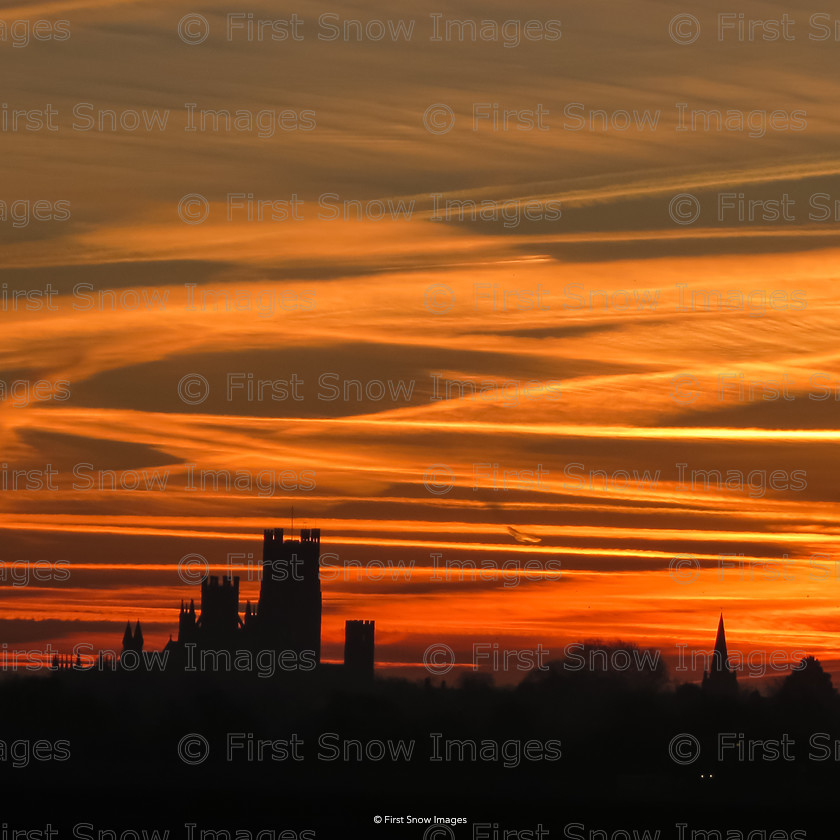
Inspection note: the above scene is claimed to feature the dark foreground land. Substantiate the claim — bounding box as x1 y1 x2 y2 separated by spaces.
1 654 837 836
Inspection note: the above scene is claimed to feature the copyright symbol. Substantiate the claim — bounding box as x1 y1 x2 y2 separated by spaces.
373 816 382 824
669 733 700 765
178 13 209 44
424 284 453 314
423 103 455 135
423 643 455 675
669 13 700 44
178 553 209 585
424 827 456 840
669 374 699 404
178 193 210 225
669 554 700 585
669 193 701 225
178 373 210 405
423 464 454 496
178 733 210 765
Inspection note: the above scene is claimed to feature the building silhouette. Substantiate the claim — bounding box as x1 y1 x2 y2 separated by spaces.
120 527 374 678
344 620 376 680
122 621 143 653
701 613 737 697
254 527 322 660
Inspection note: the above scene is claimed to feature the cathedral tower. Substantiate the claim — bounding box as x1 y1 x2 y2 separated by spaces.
344 620 375 680
257 528 322 662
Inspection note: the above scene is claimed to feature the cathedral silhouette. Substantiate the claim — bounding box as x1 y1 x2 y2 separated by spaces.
120 527 376 679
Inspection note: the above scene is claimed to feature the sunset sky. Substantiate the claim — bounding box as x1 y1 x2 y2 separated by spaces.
2 0 840 684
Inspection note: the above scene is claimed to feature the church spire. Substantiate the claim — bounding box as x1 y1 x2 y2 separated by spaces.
712 612 729 673
702 612 738 697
